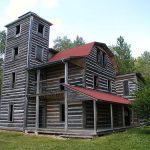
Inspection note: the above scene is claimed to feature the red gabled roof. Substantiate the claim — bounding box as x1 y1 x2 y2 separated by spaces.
64 84 130 105
48 42 95 62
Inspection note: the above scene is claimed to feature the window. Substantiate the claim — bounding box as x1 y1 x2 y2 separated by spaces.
13 47 18 60
36 46 43 61
60 78 65 90
16 25 20 36
123 80 129 96
12 72 16 88
38 24 44 36
108 80 112 92
93 75 98 89
60 104 65 122
8 104 14 122
97 49 107 67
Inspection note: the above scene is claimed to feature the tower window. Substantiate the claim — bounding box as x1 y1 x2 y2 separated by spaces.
12 72 16 88
16 25 20 36
123 80 129 96
59 78 65 90
60 103 65 122
108 80 112 92
8 104 14 122
36 46 43 61
38 24 44 36
13 47 18 60
93 75 98 89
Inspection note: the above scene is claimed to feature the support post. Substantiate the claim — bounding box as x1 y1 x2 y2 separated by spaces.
35 69 40 134
93 100 97 134
122 105 125 127
110 104 113 129
131 109 134 126
64 62 68 131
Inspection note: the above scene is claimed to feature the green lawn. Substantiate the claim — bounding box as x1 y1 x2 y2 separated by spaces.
0 127 150 150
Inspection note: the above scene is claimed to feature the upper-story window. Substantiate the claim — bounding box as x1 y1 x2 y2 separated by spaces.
97 49 107 67
15 25 21 36
13 47 19 60
12 72 16 88
36 46 43 61
93 75 99 89
108 80 112 92
123 80 129 96
37 23 44 36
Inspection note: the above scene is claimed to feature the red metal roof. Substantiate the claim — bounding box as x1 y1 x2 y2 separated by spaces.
65 84 130 105
48 42 95 62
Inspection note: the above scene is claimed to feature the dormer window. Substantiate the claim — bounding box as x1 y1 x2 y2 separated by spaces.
38 23 44 36
16 25 20 36
13 47 18 60
97 49 107 67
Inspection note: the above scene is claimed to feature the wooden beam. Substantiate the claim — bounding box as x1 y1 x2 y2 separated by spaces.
93 100 97 134
122 105 125 127
110 104 113 129
64 62 68 131
35 69 40 133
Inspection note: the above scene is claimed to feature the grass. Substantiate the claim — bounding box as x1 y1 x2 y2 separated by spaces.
0 127 150 150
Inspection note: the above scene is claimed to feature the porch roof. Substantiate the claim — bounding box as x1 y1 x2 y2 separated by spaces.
64 84 130 105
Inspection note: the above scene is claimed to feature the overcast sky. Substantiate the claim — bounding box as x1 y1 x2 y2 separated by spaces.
0 0 150 57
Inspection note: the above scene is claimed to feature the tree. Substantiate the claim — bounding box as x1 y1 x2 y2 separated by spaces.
0 30 6 55
53 35 85 51
111 36 135 74
0 30 6 93
135 51 150 78
132 78 150 120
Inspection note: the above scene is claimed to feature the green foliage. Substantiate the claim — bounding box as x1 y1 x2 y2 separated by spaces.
132 78 150 119
111 36 135 74
0 30 6 55
0 127 150 150
53 35 85 51
135 51 150 78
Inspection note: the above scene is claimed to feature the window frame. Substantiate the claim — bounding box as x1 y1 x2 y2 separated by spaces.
37 23 45 37
12 47 19 60
11 72 16 88
93 75 99 89
8 103 14 122
107 79 112 92
36 45 44 62
15 24 21 37
123 80 130 96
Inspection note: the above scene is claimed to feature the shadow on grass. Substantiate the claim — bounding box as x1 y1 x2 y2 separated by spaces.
128 126 150 135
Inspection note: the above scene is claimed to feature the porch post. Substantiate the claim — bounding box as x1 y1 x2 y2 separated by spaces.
64 62 68 131
122 105 125 127
131 109 134 126
35 69 40 134
110 104 113 129
93 100 97 134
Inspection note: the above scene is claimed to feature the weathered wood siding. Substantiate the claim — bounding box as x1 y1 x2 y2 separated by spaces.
115 74 138 100
85 46 116 94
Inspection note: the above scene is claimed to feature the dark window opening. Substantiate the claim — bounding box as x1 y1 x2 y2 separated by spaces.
38 24 44 35
97 49 107 67
12 72 16 88
123 80 129 96
13 47 18 60
36 46 43 61
16 25 20 35
8 104 14 122
60 78 65 90
108 80 112 92
93 75 98 89
60 104 65 122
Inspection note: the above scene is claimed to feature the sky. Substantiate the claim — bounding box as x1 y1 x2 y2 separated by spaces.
0 0 150 57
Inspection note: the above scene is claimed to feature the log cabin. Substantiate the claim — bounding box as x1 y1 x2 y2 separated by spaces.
0 12 143 137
